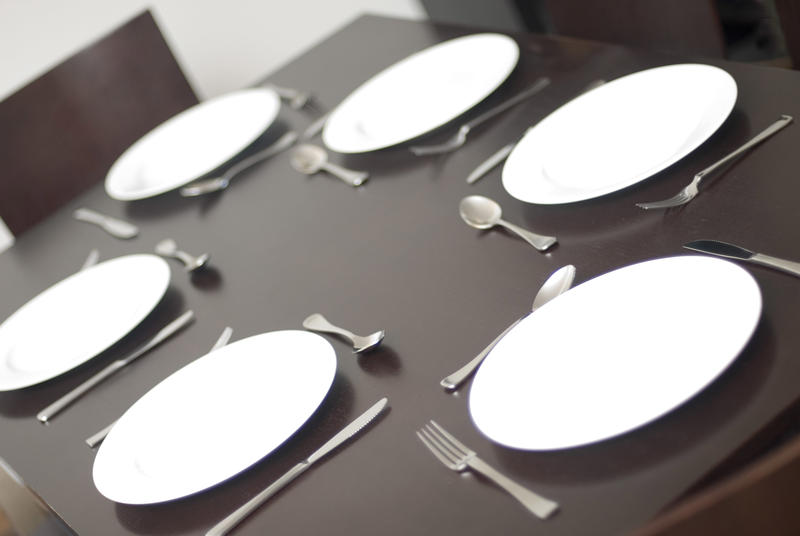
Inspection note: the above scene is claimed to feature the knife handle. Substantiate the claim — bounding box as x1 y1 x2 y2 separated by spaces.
37 360 126 423
750 253 800 278
206 462 310 536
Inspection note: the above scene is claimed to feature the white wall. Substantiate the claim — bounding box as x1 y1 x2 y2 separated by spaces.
0 0 426 252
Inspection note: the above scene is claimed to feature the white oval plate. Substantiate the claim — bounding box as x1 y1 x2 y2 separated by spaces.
502 64 737 204
105 88 280 200
323 33 519 153
93 330 337 504
0 255 170 391
469 256 761 451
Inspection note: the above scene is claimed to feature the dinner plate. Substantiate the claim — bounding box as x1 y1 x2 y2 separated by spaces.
93 330 336 504
502 64 737 204
322 33 519 153
0 255 169 391
105 88 280 200
469 256 761 450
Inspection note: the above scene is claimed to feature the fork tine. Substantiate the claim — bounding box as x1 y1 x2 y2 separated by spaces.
417 430 458 468
423 423 466 461
430 420 474 456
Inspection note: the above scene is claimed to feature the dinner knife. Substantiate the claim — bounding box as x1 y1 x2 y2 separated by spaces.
466 142 514 184
684 239 800 278
37 310 195 424
206 397 389 536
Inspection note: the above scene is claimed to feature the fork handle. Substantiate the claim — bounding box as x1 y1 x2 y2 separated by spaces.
464 77 551 132
467 457 559 519
695 115 793 182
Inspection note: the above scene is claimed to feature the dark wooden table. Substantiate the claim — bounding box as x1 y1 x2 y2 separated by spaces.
3 14 800 536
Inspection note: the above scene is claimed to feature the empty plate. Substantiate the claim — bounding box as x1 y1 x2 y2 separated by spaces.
469 256 761 450
105 88 280 200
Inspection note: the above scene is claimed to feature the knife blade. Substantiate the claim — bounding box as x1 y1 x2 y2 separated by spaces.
206 397 388 536
684 239 800 278
37 310 195 423
466 143 514 184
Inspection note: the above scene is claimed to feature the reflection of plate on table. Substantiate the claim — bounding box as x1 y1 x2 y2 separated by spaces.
105 88 280 200
502 64 737 204
93 330 336 504
0 255 170 391
323 33 520 153
469 256 761 451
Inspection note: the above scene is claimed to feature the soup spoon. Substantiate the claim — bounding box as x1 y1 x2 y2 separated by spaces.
459 195 557 251
155 239 209 272
302 313 384 353
290 144 368 187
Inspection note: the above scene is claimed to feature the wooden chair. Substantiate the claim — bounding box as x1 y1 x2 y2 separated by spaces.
0 10 198 237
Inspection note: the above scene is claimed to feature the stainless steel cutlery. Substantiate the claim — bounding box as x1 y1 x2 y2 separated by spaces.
440 265 575 390
155 238 210 272
409 77 551 156
684 239 800 278
459 195 556 251
73 208 138 239
302 313 385 353
85 326 232 448
290 144 368 186
207 397 388 536
37 310 195 424
417 420 559 519
636 115 793 209
180 131 298 197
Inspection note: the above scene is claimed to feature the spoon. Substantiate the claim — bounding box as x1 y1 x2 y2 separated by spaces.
302 313 385 353
440 264 576 390
459 195 557 251
73 208 138 239
290 144 369 187
180 131 298 196
155 238 209 272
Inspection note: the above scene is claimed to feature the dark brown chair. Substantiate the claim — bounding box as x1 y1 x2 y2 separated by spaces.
541 0 726 58
0 10 198 236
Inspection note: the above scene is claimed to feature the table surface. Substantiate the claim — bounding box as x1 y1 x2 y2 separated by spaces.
3 14 800 536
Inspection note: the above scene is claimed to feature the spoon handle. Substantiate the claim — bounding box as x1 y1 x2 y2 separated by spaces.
498 219 557 251
303 314 357 345
440 317 523 390
321 162 368 187
73 208 138 239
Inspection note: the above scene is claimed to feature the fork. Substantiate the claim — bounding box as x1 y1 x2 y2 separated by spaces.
636 114 793 210
417 420 559 519
409 77 551 156
266 83 317 111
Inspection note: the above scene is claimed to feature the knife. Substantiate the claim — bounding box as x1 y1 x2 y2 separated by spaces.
206 397 389 536
37 310 195 424
466 142 514 184
684 239 800 278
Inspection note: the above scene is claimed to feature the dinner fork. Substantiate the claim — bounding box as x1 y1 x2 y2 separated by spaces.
636 114 793 210
409 77 551 156
417 420 559 519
